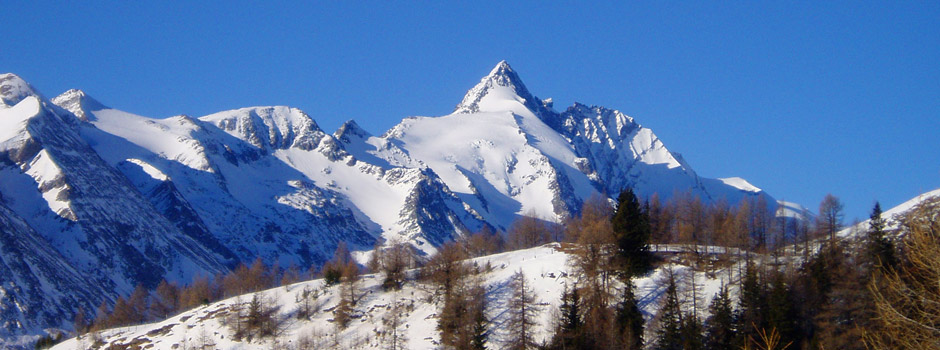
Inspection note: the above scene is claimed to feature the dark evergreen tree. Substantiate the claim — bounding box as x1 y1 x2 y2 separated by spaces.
615 281 644 349
549 284 591 350
803 245 834 310
704 284 735 350
612 189 655 277
561 285 583 333
737 264 766 346
470 322 487 350
322 242 352 286
440 277 487 350
655 271 683 350
865 202 897 272
812 244 869 350
793 244 837 348
469 294 488 350
558 284 584 346
766 271 798 347
680 312 704 350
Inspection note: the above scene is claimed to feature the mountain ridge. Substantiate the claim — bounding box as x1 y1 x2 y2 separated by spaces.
0 62 775 345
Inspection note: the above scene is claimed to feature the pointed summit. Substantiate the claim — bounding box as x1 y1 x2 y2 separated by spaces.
334 119 371 144
488 60 515 79
52 89 109 121
454 61 553 118
0 73 43 108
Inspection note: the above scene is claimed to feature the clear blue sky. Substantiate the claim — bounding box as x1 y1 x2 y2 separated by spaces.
2 1 938 221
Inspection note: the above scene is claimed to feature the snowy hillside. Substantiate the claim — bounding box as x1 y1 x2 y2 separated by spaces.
0 62 774 344
877 188 940 222
50 244 735 350
840 188 940 238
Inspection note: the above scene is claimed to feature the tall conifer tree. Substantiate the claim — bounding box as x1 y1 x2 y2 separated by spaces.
704 284 736 350
616 281 644 349
612 189 654 277
866 202 897 272
655 271 683 350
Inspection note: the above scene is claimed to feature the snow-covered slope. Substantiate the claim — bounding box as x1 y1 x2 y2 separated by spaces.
50 244 734 350
841 188 940 237
80 104 374 266
879 188 940 221
0 199 103 341
0 74 232 343
0 62 776 344
85 102 486 261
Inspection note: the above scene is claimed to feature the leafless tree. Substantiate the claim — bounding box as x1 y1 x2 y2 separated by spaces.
368 241 383 273
466 226 503 256
460 226 502 257
281 263 301 287
571 212 618 308
180 275 212 310
818 193 845 244
381 294 409 350
506 270 541 350
72 307 88 338
675 192 707 259
153 279 180 319
647 193 674 245
381 240 414 290
423 241 470 296
751 194 774 254
296 285 321 320
334 259 360 329
194 327 216 350
508 214 551 250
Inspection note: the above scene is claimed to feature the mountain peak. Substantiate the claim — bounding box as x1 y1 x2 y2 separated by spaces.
489 60 513 77
52 89 108 121
334 119 371 143
454 61 540 115
0 73 42 108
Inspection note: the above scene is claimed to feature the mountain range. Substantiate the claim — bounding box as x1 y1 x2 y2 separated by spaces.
0 61 770 342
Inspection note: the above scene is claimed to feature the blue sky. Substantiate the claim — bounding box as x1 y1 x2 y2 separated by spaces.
2 2 937 221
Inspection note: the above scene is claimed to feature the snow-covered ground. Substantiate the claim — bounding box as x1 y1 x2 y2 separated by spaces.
840 188 940 238
50 244 739 350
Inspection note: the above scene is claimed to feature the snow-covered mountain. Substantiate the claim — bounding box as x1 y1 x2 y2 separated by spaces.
0 62 772 344
355 61 768 229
